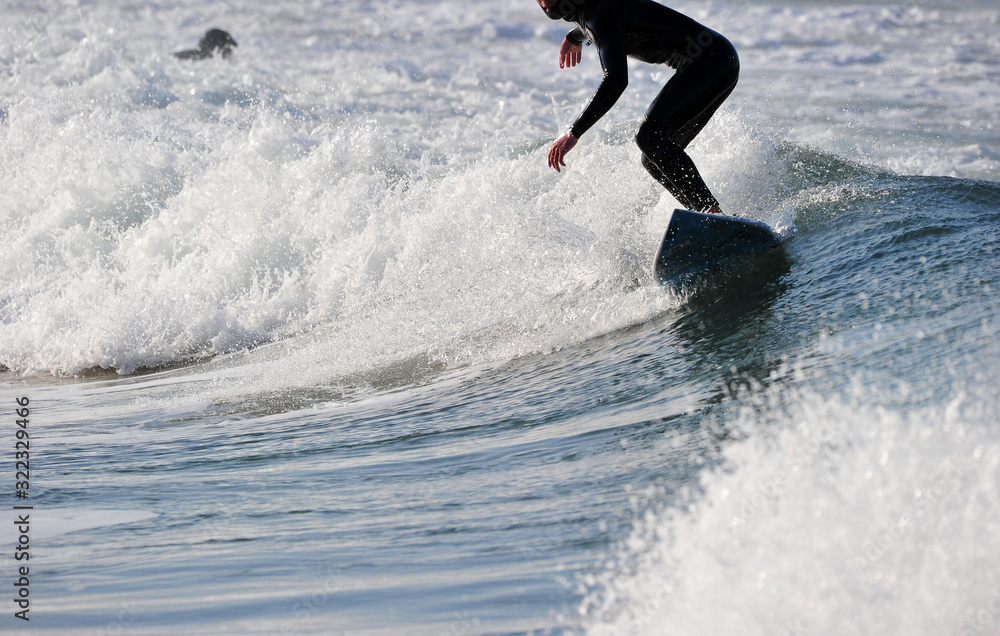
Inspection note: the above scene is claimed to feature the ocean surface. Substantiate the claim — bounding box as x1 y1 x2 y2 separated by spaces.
1 0 998 633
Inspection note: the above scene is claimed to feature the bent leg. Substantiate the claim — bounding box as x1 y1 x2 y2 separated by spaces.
640 147 713 211
636 39 739 211
644 38 740 149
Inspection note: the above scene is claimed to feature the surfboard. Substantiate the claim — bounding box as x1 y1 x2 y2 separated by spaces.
653 209 783 287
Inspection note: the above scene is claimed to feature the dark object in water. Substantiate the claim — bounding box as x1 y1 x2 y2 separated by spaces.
175 28 238 60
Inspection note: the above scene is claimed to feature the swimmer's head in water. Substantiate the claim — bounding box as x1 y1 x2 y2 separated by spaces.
175 28 238 60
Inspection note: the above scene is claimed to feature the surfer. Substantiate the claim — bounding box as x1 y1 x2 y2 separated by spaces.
538 0 739 214
174 29 238 61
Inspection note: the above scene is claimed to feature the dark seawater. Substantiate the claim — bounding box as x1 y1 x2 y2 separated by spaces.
3 150 997 635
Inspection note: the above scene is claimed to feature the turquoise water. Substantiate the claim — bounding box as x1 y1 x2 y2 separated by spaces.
1 0 998 634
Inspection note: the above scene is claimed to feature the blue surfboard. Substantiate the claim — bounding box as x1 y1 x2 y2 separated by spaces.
653 209 783 287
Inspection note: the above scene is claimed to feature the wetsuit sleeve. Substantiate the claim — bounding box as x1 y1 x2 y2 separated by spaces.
569 1 628 139
566 27 588 46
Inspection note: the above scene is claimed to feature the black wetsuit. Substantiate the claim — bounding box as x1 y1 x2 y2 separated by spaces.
544 0 739 212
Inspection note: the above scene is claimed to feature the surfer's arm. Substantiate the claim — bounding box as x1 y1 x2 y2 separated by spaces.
568 5 628 139
559 24 588 69
566 27 588 46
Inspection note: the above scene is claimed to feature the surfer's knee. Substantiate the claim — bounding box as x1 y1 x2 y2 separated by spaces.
721 38 741 77
710 37 741 87
635 124 680 162
634 123 658 157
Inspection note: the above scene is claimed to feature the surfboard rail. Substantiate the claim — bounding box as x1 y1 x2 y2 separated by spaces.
653 209 783 287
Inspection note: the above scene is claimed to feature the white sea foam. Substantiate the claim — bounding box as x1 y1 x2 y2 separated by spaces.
582 357 1000 636
2 0 996 378
0 508 157 546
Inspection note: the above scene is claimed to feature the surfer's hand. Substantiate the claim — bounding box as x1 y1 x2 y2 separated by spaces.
559 39 582 68
548 132 578 172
